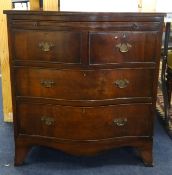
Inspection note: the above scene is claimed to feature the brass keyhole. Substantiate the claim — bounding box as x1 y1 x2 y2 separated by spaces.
82 108 86 113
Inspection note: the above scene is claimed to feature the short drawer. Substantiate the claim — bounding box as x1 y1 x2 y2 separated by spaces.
14 68 154 100
17 103 152 140
13 30 82 63
89 31 157 64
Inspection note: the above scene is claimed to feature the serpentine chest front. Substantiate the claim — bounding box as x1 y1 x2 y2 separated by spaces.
4 10 164 166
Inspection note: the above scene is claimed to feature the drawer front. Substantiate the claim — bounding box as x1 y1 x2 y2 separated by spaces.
89 32 157 64
11 20 161 31
15 68 153 100
13 30 82 63
17 103 152 140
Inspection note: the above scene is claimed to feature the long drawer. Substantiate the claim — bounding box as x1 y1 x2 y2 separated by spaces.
14 68 154 100
17 103 152 140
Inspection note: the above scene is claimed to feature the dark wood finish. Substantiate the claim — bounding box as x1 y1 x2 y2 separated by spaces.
17 103 152 140
89 31 157 64
138 143 153 167
13 30 82 63
14 140 31 166
4 10 164 166
14 68 154 100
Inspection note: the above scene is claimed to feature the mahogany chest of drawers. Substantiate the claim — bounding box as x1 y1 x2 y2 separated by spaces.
4 11 164 166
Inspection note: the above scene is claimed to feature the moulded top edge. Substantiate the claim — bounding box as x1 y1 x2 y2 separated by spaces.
3 10 166 17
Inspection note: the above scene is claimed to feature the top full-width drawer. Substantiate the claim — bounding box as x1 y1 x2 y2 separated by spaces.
13 30 82 64
89 31 158 64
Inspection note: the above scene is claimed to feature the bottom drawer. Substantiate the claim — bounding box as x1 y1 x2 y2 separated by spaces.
17 103 153 140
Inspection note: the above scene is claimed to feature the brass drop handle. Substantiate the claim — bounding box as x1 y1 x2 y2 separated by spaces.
41 116 55 126
38 41 54 52
116 43 132 53
40 80 55 88
114 79 129 89
113 118 127 127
